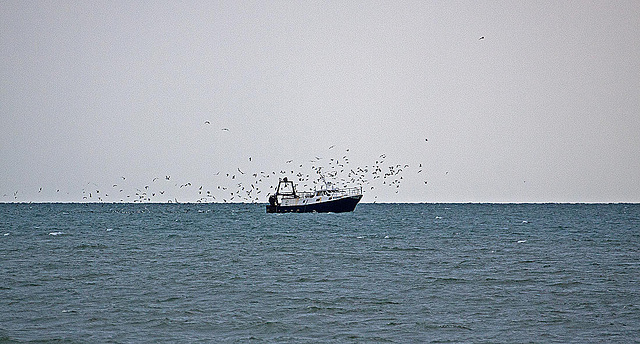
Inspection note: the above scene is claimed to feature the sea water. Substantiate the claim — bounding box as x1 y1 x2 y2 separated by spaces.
1 203 638 343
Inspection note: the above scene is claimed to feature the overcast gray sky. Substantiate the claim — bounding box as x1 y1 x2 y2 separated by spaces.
2 1 639 203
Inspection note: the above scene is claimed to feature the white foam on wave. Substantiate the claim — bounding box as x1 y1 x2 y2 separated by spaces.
106 228 113 232
49 232 64 236
517 240 527 243
3 233 9 236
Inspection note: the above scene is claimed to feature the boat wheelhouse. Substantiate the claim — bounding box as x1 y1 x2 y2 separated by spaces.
266 177 362 213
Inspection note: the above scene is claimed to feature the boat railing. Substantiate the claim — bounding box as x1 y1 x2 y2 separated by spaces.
290 186 362 199
296 191 315 198
340 186 362 196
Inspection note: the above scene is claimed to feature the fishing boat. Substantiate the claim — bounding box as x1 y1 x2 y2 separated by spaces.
266 177 362 213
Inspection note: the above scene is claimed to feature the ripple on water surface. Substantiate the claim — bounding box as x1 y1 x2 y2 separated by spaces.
0 203 638 342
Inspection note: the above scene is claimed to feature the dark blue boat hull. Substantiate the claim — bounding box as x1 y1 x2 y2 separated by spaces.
266 195 362 213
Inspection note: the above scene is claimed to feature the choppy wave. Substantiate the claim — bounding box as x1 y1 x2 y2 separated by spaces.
0 203 638 342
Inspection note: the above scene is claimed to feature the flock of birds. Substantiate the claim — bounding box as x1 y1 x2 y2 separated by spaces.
4 115 469 203
4 140 441 203
3 35 492 204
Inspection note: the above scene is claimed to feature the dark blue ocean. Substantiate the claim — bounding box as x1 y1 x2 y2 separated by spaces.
1 203 638 343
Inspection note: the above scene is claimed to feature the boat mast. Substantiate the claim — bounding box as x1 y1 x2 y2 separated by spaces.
276 177 296 197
